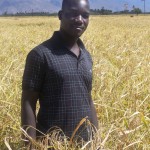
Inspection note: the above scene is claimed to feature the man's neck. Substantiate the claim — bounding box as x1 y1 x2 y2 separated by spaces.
59 29 79 49
59 30 80 57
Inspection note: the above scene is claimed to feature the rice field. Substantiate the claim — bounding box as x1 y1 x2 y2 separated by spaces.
0 15 150 149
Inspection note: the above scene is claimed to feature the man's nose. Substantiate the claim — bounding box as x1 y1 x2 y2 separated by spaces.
75 15 83 23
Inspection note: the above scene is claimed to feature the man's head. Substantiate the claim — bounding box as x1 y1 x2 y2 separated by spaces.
58 0 90 38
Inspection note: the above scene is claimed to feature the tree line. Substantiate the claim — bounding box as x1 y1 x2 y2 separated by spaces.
1 11 57 16
1 6 150 16
90 6 148 15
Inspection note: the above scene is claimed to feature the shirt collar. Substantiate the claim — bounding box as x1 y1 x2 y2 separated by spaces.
51 31 86 51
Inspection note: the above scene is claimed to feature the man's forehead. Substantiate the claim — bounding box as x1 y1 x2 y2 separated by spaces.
79 0 88 6
63 0 89 10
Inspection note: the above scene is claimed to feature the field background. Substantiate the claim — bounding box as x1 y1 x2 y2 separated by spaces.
0 15 150 149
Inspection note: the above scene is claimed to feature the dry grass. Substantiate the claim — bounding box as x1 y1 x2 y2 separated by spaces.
0 15 150 149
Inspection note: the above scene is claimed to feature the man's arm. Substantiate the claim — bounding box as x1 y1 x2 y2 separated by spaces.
21 90 39 143
90 100 98 129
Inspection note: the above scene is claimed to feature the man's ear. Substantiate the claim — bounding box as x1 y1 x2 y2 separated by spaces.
58 10 63 20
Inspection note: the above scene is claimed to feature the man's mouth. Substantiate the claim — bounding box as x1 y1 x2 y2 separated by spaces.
73 26 84 31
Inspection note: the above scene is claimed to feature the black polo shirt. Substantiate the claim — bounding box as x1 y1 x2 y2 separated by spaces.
22 31 95 139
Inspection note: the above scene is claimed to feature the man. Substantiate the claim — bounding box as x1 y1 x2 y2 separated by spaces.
21 0 98 144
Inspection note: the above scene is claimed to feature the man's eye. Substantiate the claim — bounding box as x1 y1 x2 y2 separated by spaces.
82 13 89 19
70 12 79 17
65 12 78 18
65 11 89 19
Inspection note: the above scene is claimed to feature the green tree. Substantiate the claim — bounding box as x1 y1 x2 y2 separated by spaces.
132 7 142 15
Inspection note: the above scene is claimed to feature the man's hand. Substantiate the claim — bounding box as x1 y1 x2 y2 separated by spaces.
21 90 39 146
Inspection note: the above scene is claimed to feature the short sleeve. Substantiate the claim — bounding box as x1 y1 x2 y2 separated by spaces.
22 50 45 92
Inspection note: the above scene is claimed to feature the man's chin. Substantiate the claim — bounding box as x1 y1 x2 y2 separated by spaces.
71 31 84 38
64 30 84 39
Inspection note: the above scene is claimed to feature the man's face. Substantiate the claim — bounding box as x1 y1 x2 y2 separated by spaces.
60 0 90 38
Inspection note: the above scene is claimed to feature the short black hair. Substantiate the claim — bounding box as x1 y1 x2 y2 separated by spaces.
61 0 89 10
62 0 69 9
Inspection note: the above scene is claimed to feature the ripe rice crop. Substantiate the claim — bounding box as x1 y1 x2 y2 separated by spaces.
0 15 150 149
